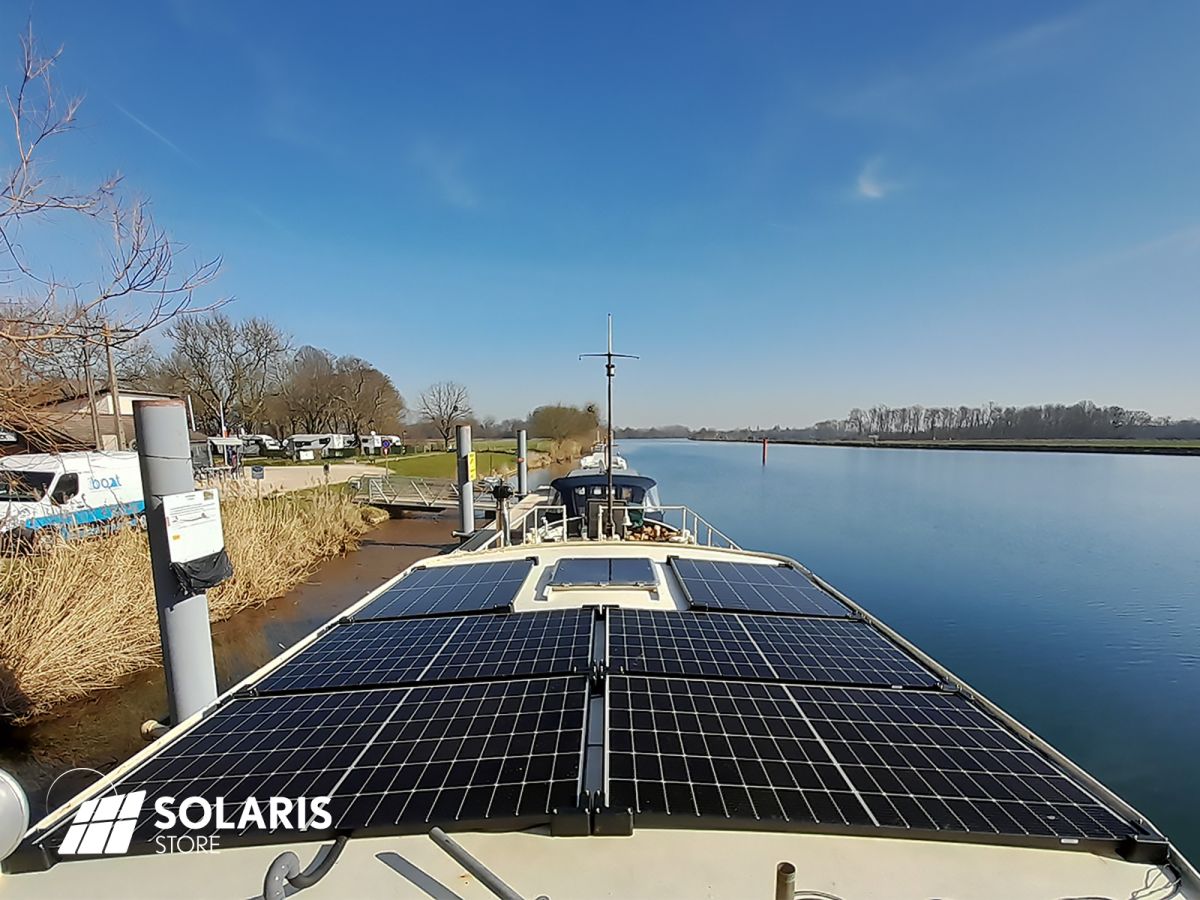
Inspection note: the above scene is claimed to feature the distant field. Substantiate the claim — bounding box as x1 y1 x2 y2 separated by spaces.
710 437 1200 456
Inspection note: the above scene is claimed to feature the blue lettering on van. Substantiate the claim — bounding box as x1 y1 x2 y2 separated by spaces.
89 475 122 490
24 500 145 532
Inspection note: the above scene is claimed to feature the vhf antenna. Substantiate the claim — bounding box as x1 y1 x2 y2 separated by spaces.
580 314 639 538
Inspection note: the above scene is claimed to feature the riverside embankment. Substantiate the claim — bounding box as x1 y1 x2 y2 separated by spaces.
0 514 456 820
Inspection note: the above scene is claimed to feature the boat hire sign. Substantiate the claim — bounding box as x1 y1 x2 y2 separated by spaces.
161 489 225 564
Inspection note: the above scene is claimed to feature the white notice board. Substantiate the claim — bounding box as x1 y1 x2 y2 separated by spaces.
161 488 225 563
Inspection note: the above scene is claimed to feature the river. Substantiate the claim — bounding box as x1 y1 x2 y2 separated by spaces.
621 438 1200 856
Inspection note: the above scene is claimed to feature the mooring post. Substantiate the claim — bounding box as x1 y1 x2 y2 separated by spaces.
516 429 529 496
456 424 475 540
133 399 218 723
762 436 768 465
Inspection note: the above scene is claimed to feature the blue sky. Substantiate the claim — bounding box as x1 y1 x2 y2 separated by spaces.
7 1 1199 427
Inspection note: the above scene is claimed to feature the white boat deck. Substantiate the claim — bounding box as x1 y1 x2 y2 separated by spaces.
2 536 1195 899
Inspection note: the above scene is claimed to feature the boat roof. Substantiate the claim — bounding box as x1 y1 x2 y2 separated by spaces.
552 471 654 488
3 540 1194 897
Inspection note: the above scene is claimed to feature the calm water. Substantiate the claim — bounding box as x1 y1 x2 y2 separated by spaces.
621 439 1200 855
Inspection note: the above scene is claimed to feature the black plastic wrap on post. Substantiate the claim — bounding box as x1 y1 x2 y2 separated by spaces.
170 548 233 596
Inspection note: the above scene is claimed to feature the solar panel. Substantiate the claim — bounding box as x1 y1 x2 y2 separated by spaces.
358 559 534 619
607 610 937 688
789 684 1136 840
606 675 1139 842
739 615 937 688
606 675 874 828
550 557 656 587
35 677 588 859
607 609 775 680
671 558 851 618
255 610 594 694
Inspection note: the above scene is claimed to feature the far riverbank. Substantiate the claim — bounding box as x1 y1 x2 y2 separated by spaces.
695 437 1200 457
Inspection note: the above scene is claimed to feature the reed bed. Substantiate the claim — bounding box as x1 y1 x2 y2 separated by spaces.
0 487 385 723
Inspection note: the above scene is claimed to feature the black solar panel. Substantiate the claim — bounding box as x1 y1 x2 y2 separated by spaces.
606 675 874 828
358 560 534 619
606 675 1138 842
740 615 936 688
608 610 937 688
551 557 656 587
790 684 1136 840
608 609 775 680
256 611 594 694
37 677 588 858
671 558 851 617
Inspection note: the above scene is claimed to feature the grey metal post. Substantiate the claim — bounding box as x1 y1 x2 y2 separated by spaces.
133 399 218 723
516 429 528 496
456 424 474 539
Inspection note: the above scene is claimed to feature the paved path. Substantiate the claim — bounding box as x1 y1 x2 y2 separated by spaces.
236 463 391 494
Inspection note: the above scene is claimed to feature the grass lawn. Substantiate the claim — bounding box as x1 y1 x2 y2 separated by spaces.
380 450 518 479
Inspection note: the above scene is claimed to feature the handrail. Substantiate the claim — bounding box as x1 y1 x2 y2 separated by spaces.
495 502 738 549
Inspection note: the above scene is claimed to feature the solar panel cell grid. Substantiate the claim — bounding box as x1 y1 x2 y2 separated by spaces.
358 560 534 619
40 677 588 856
255 610 593 694
606 676 874 828
608 610 937 688
671 558 851 618
789 685 1134 840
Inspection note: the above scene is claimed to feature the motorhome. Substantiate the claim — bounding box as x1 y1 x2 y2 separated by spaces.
0 451 144 546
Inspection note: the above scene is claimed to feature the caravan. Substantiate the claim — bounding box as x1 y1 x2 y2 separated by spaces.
0 451 144 547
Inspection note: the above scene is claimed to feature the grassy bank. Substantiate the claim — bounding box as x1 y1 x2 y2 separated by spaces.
0 488 386 723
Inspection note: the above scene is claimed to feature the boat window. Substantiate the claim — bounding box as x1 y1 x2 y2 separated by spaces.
0 470 54 502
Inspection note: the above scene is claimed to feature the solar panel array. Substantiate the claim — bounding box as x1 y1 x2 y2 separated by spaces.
551 557 656 587
256 610 594 694
608 609 937 688
18 552 1159 870
671 558 851 617
357 560 534 619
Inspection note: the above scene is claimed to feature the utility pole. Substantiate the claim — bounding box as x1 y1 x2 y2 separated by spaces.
82 338 102 450
102 323 126 450
133 399 218 722
581 314 637 538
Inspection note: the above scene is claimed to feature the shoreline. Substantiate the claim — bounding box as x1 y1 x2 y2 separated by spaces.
690 437 1200 457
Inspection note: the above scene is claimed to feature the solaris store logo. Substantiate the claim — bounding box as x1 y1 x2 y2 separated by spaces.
54 772 332 857
59 791 146 856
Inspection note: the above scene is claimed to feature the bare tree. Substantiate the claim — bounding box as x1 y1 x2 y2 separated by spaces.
419 381 472 449
334 356 405 435
158 313 290 433
277 346 338 433
0 26 221 437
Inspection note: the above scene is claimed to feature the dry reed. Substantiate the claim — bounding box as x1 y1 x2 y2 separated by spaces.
0 487 385 722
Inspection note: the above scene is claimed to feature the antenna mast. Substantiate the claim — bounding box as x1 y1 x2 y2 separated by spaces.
581 314 638 538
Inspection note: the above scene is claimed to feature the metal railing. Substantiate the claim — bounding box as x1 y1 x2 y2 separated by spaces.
492 503 738 550
350 474 495 509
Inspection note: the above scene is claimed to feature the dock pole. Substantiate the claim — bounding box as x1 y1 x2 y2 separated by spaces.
456 424 475 541
762 437 768 465
133 400 218 723
516 429 528 496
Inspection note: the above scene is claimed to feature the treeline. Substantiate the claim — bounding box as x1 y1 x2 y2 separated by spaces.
140 314 407 436
653 401 1200 442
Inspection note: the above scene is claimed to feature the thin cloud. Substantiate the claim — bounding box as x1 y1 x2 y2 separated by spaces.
828 7 1092 124
410 139 478 210
112 102 201 168
856 157 896 200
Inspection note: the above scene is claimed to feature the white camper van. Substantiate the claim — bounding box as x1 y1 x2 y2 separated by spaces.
0 451 145 547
